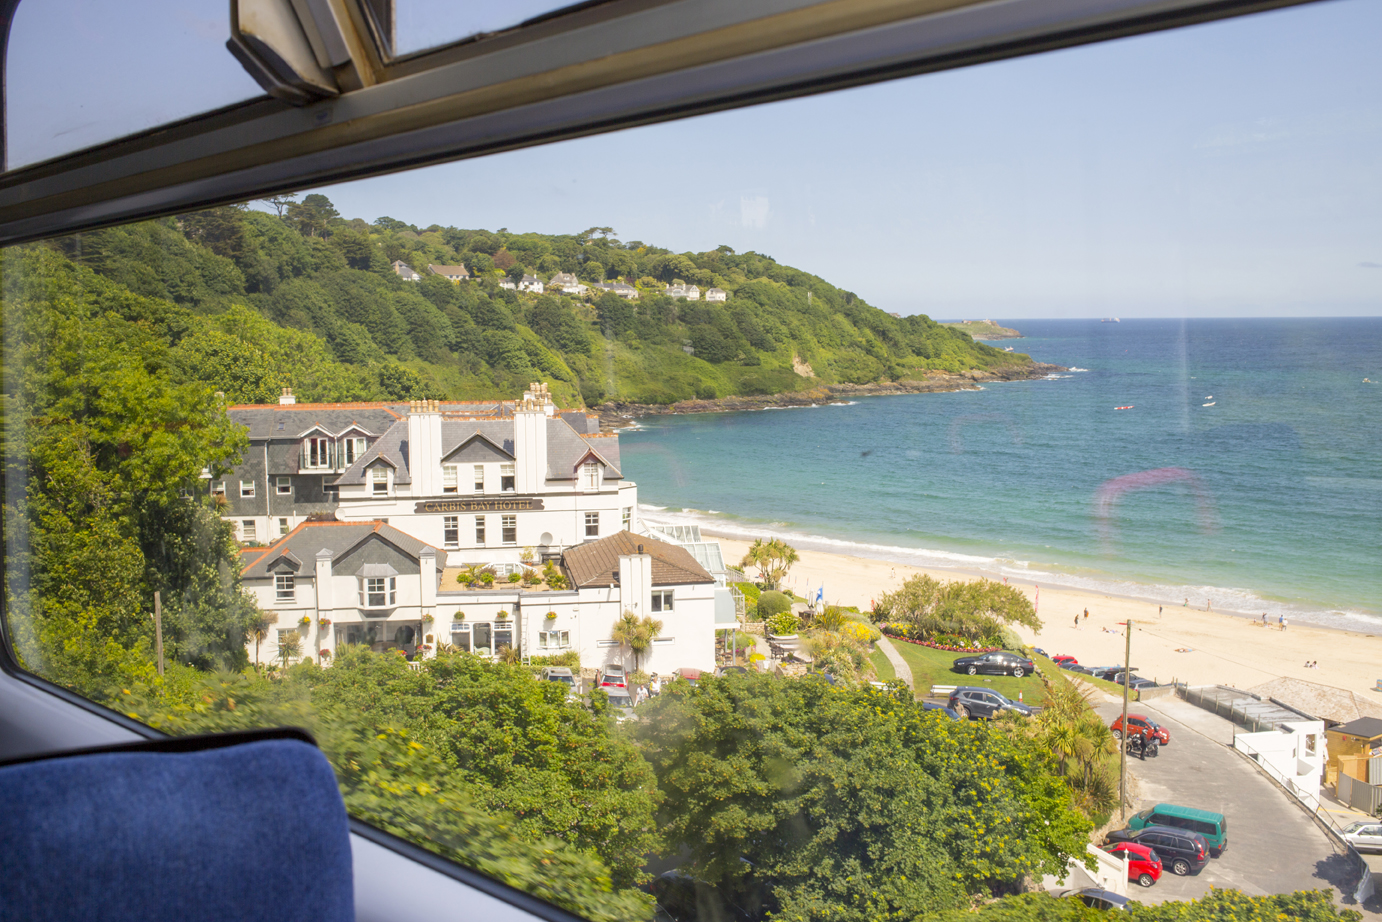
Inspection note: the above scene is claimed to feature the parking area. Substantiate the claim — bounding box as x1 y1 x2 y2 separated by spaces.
1094 695 1379 917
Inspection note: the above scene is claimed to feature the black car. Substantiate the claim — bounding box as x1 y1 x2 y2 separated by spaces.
1108 671 1158 690
1103 826 1209 876
947 686 1034 720
922 701 960 719
1060 662 1095 675
951 651 1035 678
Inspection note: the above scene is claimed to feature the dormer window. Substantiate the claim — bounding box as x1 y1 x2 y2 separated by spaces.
305 437 332 469
343 437 367 466
371 468 389 496
582 462 600 490
501 463 515 493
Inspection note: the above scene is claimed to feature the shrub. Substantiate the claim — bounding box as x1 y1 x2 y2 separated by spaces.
757 590 792 618
507 572 522 583
547 573 567 590
765 611 800 636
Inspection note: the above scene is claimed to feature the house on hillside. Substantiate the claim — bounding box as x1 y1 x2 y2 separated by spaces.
428 263 470 282
594 282 638 300
547 272 588 295
705 287 727 302
391 260 421 281
499 277 517 290
519 274 544 293
665 283 701 301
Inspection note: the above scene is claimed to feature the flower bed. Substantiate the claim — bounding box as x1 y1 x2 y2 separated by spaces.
879 627 999 654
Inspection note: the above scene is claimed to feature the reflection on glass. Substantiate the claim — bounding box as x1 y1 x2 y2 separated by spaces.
5 0 264 167
365 0 592 59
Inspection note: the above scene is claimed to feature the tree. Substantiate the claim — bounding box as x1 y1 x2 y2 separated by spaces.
276 631 302 671
610 610 662 671
635 676 1091 921
875 576 1040 642
286 193 339 238
578 260 605 283
922 888 1361 921
739 538 799 590
259 193 297 218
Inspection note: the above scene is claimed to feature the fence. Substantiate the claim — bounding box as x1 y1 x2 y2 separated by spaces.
1339 773 1382 816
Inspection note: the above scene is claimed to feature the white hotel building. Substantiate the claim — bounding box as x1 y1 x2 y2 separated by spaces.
221 383 734 672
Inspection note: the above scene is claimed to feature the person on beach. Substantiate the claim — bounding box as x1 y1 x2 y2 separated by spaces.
1280 614 1287 631
1083 608 1089 621
1158 605 1163 617
1184 598 1189 607
1073 614 1080 629
1262 613 1268 626
1206 600 1212 612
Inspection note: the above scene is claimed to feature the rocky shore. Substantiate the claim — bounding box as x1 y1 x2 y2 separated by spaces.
596 362 1065 428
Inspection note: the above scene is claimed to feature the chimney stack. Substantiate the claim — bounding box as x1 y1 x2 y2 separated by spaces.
279 387 296 405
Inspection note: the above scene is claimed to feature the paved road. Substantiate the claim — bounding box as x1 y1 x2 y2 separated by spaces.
1095 696 1380 917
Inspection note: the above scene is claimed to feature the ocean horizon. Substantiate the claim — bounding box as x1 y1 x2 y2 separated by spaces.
621 317 1382 634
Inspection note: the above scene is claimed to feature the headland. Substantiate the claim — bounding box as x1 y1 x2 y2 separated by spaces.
941 320 1024 339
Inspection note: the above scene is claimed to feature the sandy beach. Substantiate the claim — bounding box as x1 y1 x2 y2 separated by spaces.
712 533 1382 705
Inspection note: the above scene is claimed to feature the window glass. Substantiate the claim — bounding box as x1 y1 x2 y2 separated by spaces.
6 0 265 168
367 0 592 60
3 2 1379 920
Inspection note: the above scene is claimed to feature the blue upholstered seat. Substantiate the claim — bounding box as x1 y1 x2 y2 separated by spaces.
0 730 353 922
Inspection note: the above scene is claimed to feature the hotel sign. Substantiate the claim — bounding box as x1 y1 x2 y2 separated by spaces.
415 497 545 513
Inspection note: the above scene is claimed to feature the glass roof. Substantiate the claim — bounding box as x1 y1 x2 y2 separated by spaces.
368 0 597 59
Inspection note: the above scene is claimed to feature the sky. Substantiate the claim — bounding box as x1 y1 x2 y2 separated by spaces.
8 0 1381 319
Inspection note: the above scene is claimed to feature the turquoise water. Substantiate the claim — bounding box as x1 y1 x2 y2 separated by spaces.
620 319 1382 630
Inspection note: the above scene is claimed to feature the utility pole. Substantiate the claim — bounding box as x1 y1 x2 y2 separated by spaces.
154 591 165 677
1119 618 1132 819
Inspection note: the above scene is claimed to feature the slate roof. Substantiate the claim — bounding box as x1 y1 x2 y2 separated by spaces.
563 530 714 589
1247 677 1382 726
1333 717 1382 740
548 419 621 479
334 418 412 485
226 402 511 440
241 521 441 579
428 264 469 278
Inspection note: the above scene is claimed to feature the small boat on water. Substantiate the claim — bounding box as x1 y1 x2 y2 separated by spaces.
1202 401 1215 407
1102 318 1120 323
1115 405 1134 410
1003 347 1014 352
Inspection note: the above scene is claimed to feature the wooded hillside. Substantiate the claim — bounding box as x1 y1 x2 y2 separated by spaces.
46 195 1029 408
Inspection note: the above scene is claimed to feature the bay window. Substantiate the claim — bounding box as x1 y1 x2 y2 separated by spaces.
360 577 397 608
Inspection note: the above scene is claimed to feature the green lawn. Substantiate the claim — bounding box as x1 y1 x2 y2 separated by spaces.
889 641 1049 706
868 647 896 682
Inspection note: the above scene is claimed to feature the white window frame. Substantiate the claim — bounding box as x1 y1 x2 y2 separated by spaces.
211 481 226 497
278 517 290 537
538 630 570 650
442 515 459 547
622 507 631 530
473 464 485 494
361 576 397 608
275 476 292 495
305 436 332 469
240 480 256 498
242 520 257 542
500 463 515 493
371 467 390 496
584 512 599 537
442 464 458 493
343 437 367 466
475 515 486 545
501 515 517 545
582 461 600 490
651 590 674 612
275 574 295 602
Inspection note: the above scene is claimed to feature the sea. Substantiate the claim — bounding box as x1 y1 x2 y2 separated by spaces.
619 318 1382 633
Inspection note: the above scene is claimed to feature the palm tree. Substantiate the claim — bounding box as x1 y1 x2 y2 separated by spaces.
277 632 302 672
765 538 799 589
738 537 800 590
251 614 272 669
611 610 663 671
497 643 522 665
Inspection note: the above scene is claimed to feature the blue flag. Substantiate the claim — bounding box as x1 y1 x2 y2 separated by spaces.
815 586 824 605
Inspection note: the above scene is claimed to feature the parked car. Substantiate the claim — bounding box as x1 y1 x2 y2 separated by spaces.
951 651 1035 678
1104 826 1209 876
540 666 578 698
1056 888 1135 911
1129 804 1225 855
1061 662 1095 675
922 701 960 719
1103 841 1162 888
605 690 636 718
675 667 703 685
1110 714 1171 746
1110 672 1158 690
598 663 627 689
715 665 749 677
1342 821 1382 853
1091 666 1127 681
1051 654 1078 666
947 686 1034 720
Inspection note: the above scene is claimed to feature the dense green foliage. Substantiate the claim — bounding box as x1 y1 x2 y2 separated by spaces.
876 576 1042 644
123 654 653 921
757 590 793 618
634 674 1092 921
49 201 1028 407
922 889 1360 921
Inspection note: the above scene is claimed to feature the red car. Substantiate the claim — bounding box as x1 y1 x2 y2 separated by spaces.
1051 654 1078 666
1111 714 1170 745
1103 841 1162 888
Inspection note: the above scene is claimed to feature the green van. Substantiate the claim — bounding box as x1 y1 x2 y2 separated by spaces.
1130 804 1228 855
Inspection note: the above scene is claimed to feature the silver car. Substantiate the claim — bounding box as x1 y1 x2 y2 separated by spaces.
1342 821 1382 853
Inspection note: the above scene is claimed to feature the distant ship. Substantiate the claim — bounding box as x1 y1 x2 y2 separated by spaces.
1101 318 1120 323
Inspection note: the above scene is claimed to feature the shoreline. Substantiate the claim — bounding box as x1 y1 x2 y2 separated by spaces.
682 523 1382 702
596 362 1064 428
